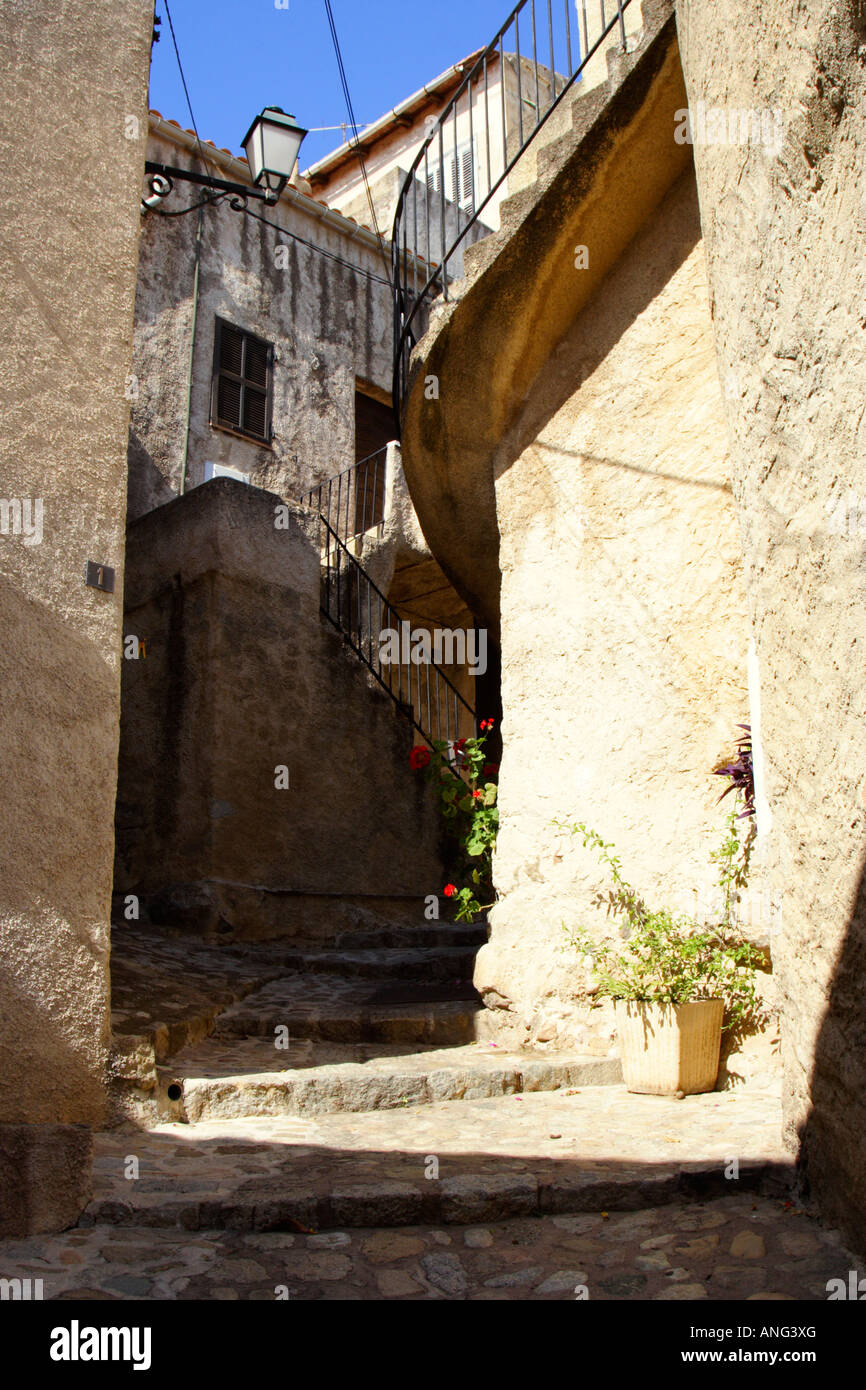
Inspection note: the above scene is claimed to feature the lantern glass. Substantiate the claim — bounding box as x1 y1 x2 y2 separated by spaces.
243 108 307 195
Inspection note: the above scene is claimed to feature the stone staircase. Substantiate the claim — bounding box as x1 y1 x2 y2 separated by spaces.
92 912 792 1237
110 916 621 1132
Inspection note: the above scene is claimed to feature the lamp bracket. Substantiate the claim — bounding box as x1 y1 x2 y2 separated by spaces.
142 161 285 216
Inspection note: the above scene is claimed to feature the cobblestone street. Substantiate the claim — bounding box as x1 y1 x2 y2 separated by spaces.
2 1193 855 1301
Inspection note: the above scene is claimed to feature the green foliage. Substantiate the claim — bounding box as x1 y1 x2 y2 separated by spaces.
412 726 499 922
558 808 766 1035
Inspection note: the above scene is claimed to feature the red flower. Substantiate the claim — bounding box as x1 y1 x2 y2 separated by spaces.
472 789 483 800
443 884 457 898
480 718 497 732
483 764 499 778
410 746 431 770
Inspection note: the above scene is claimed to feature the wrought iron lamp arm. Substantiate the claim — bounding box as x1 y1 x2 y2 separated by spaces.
143 160 286 210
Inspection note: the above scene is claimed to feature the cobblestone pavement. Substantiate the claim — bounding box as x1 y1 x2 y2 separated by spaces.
88 1080 787 1227
0 1194 856 1301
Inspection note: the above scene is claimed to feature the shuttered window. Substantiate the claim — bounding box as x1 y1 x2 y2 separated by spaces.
426 143 474 214
211 319 273 443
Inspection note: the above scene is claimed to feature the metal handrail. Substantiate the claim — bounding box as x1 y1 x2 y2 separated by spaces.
300 446 389 546
318 515 476 750
392 0 635 424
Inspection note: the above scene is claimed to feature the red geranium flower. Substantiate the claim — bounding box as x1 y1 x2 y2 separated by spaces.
443 884 457 897
479 718 497 732
472 789 483 800
410 746 431 770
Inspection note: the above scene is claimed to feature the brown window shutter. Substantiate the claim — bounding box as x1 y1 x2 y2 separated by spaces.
243 388 268 439
217 377 242 431
245 338 270 389
218 323 244 376
211 319 273 443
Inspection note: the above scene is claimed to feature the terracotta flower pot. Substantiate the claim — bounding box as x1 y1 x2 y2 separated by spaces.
614 998 724 1096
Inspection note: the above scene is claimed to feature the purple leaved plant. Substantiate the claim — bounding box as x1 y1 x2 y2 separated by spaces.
714 724 755 818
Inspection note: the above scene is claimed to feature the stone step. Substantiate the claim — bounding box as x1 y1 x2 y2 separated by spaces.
214 975 482 1045
83 1082 790 1233
157 1039 622 1122
274 946 478 982
334 923 487 951
503 75 605 196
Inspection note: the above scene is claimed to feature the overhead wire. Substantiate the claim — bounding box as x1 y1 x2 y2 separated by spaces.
153 3 391 285
237 201 392 287
161 0 219 178
322 0 394 292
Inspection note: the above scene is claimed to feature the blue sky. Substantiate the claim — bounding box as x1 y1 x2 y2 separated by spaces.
150 0 514 171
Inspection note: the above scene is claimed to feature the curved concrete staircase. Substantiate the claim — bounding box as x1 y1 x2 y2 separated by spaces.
399 0 688 635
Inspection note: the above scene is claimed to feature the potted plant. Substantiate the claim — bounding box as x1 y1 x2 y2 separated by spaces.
562 812 765 1096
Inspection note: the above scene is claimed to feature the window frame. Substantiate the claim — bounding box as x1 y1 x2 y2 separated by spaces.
210 317 275 446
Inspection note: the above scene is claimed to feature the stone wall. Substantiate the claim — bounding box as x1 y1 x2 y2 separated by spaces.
0 0 153 1233
474 168 755 1050
114 479 447 939
676 0 866 1242
129 126 396 522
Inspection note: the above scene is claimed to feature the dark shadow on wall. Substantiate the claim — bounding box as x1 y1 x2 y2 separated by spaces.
127 428 178 524
798 849 866 1255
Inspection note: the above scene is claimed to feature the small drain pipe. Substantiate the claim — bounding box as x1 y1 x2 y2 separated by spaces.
179 204 204 496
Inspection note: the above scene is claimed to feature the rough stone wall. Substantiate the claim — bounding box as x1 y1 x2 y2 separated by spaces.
676 0 866 1241
129 128 395 521
115 480 447 940
475 169 754 1049
0 0 153 1232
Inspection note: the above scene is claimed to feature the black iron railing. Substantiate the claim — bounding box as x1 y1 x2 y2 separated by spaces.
392 0 635 421
301 447 389 545
319 515 476 749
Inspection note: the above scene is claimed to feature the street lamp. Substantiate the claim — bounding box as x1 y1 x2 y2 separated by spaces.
143 107 308 212
242 108 308 200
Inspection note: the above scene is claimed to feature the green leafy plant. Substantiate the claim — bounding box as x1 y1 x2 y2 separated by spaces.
559 808 766 1035
410 720 499 922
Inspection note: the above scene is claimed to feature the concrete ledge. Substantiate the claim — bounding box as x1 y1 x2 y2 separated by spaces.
123 477 320 616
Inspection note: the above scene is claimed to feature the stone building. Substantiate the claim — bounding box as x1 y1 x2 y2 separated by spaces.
306 11 646 235
131 113 396 518
116 111 481 943
2 0 865 1272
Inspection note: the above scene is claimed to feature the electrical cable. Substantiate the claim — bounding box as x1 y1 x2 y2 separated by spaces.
153 1 393 286
322 0 394 291
236 199 392 287
161 0 218 178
